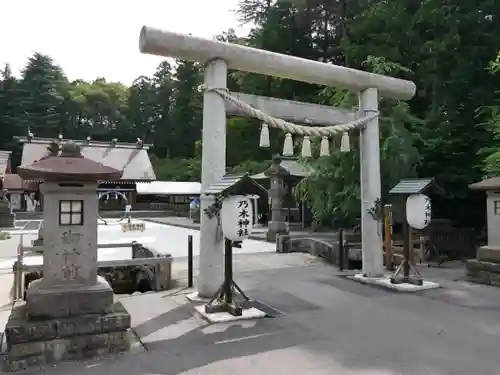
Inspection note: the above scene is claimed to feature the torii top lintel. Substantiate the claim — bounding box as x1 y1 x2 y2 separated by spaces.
139 26 416 101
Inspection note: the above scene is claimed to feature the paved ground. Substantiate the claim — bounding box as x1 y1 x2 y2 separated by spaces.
2 220 500 374
4 250 499 375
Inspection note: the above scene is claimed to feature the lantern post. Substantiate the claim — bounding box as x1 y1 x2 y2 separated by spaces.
201 174 267 317
390 194 431 285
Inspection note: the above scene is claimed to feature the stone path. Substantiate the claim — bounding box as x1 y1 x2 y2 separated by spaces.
5 250 500 375
2 219 500 374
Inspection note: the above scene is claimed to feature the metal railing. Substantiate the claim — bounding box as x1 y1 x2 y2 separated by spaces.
13 220 42 301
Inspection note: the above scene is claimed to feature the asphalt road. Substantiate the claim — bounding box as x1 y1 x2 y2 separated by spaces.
15 251 500 375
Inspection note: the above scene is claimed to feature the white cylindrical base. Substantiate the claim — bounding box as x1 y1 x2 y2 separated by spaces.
359 88 384 277
197 59 228 298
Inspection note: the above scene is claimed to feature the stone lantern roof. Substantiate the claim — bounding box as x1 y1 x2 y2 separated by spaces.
17 141 123 182
469 177 500 191
263 155 291 179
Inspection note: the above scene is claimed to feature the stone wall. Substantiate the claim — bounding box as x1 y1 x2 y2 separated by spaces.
275 233 415 269
4 301 130 372
466 259 500 287
276 234 362 267
19 243 173 296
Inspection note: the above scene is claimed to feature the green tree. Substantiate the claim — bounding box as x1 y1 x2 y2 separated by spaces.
16 53 68 136
150 155 201 181
67 78 129 140
169 60 203 158
126 76 157 141
295 57 421 226
151 61 174 158
480 51 500 177
0 64 20 151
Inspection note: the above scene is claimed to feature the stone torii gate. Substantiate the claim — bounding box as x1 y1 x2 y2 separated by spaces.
139 26 416 298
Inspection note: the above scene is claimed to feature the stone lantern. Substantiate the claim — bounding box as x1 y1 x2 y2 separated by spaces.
4 142 131 371
265 155 290 242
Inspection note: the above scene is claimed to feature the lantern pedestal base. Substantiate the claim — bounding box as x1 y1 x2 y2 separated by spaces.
390 258 423 286
349 274 440 292
204 238 251 317
195 305 266 323
204 281 250 317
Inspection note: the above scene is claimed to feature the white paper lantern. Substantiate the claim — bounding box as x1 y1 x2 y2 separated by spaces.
406 194 431 230
220 195 254 241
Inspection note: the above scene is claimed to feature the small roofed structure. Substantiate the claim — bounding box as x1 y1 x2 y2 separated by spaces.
389 178 443 196
135 181 201 215
136 181 201 195
15 136 156 211
18 141 123 182
204 173 267 197
4 141 131 370
204 173 268 226
0 151 34 212
0 151 12 179
16 136 154 182
389 178 443 224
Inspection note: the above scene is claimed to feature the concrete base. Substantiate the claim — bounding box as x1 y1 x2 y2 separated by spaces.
194 305 266 323
266 221 289 242
348 274 441 292
26 277 113 319
466 258 500 287
3 301 130 372
186 291 210 303
476 245 500 263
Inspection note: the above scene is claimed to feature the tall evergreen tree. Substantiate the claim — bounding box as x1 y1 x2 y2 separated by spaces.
16 53 68 137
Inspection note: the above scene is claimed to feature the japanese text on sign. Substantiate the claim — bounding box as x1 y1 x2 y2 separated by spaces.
237 200 250 238
424 198 431 226
121 223 146 232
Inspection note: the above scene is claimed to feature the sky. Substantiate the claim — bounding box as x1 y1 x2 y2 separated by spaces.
0 0 253 85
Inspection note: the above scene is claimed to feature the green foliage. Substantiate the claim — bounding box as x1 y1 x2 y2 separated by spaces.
479 51 500 177
228 160 271 175
0 231 11 241
150 155 201 182
2 0 500 229
295 57 421 226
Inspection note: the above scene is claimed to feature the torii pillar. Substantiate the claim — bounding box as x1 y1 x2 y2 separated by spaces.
139 26 416 296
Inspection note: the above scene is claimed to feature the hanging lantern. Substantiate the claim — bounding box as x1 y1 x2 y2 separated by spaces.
301 135 312 157
259 123 270 148
406 194 432 230
220 195 254 241
320 136 330 157
282 133 294 156
340 132 350 152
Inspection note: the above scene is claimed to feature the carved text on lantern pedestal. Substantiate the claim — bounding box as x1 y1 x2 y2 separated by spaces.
60 230 82 281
